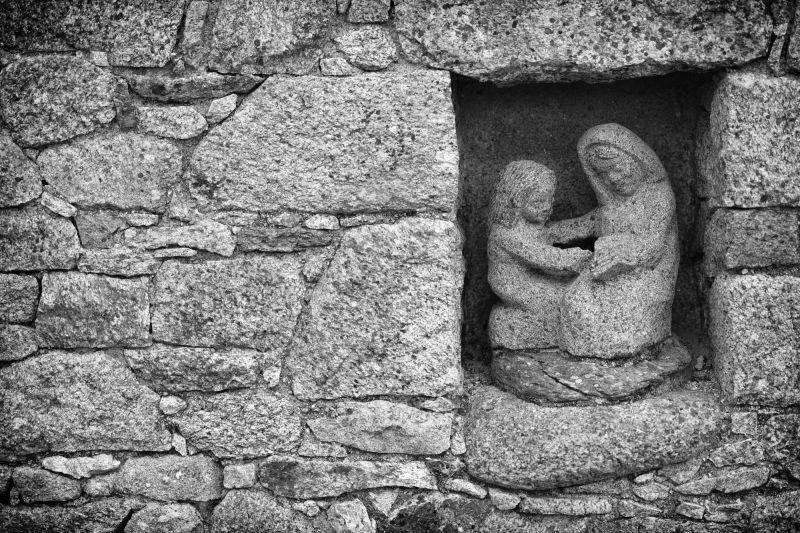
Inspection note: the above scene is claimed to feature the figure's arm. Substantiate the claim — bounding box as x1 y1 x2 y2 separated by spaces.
497 231 591 276
544 210 600 245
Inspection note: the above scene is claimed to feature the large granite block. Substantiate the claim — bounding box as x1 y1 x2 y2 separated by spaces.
36 272 151 349
152 256 306 352
0 499 139 533
464 386 726 490
189 70 458 215
0 207 81 271
395 0 770 84
0 351 170 459
0 274 39 323
288 218 462 399
710 274 800 406
700 70 800 207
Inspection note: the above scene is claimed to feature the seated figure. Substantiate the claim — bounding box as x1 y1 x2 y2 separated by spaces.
487 161 591 350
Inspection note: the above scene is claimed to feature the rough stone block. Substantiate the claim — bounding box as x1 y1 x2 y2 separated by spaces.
289 219 462 399
74 210 129 249
347 0 390 22
0 129 41 207
125 503 203 533
308 400 453 454
172 389 302 458
700 70 800 207
0 274 38 323
111 455 223 501
0 56 117 146
0 207 81 271
259 458 437 498
395 0 770 84
465 386 726 490
704 209 800 272
38 132 182 213
189 71 458 215
124 219 235 256
136 105 208 139
327 499 375 533
36 272 151 349
0 0 187 67
125 72 264 103
0 351 170 459
152 256 306 352
78 249 161 277
710 273 800 406
223 464 257 489
12 467 81 503
210 490 317 533
207 0 334 74
42 454 120 479
0 499 139 533
0 324 37 361
335 26 397 71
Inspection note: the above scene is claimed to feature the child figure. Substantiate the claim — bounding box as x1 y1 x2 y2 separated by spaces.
487 161 592 350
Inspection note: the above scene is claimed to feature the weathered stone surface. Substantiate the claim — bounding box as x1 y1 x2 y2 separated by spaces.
0 207 81 271
709 439 765 467
752 491 800 531
443 478 487 499
308 400 452 454
136 105 208 139
0 351 170 458
38 132 182 213
658 457 704 485
303 214 339 230
619 500 662 518
236 227 335 252
328 499 375 533
12 467 81 503
290 219 462 399
125 72 264 103
111 455 222 501
395 0 771 84
0 274 38 323
675 465 770 494
0 56 117 146
124 345 261 393
210 490 317 533
74 210 129 249
704 209 800 272
179 1 209 66
336 26 397 71
40 191 77 218
260 458 437 498
159 396 187 416
42 454 120 479
298 434 348 458
488 487 521 511
37 272 151 348
675 501 705 520
0 129 41 207
0 498 139 533
189 71 458 214
0 1 187 67
320 57 361 76
710 274 800 406
125 503 203 533
700 70 800 207
124 219 235 256
631 482 671 502
207 0 334 74
0 324 37 361
223 464 257 489
78 249 161 277
347 0 390 22
519 496 613 516
465 386 726 490
152 256 305 352
173 389 302 458
205 94 237 124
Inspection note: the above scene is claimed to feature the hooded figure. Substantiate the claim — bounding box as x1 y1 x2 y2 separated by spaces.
550 123 679 358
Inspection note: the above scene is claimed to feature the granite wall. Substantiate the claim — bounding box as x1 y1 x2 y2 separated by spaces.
0 1 798 532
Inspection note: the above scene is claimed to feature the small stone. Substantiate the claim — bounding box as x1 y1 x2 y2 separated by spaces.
259 458 437 498
125 72 264 103
12 466 82 502
339 213 395 227
237 227 335 252
223 463 257 489
160 396 188 415
303 214 339 230
172 432 188 456
0 324 37 361
0 129 42 207
709 439 765 467
307 400 453 454
152 247 198 258
618 500 662 518
347 0 390 22
205 94 237 124
732 412 758 435
78 248 161 277
704 500 745 523
125 503 203 533
112 455 223 501
416 397 455 413
125 219 235 256
631 482 671 502
519 496 613 516
89 51 110 67
451 431 467 456
83 476 115 497
336 26 397 71
36 272 151 348
0 206 81 271
136 105 208 139
40 191 77 218
210 490 317 533
658 457 704 485
328 499 375 533
298 434 348 458
676 501 705 520
365 489 398 517
633 472 655 484
320 57 361 76
180 1 209 53
0 274 38 323
75 210 128 249
42 454 121 479
293 500 320 517
443 478 487 499
124 212 160 226
0 56 117 146
675 465 770 495
262 357 283 388
488 487 520 511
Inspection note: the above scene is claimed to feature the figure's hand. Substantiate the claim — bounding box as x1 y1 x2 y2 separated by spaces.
565 248 593 274
591 250 636 281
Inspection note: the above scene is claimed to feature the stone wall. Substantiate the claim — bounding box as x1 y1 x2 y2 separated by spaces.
0 1 798 532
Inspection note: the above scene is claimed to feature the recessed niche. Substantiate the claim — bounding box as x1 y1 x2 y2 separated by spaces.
452 73 712 362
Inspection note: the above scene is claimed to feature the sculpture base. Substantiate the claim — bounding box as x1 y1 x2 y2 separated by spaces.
491 335 692 405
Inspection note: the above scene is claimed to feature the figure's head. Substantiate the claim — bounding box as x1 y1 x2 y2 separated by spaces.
578 123 668 204
491 161 556 227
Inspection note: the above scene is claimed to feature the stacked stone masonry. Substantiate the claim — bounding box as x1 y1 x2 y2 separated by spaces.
0 1 798 532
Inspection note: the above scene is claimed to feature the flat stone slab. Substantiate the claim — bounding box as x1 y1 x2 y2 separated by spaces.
465 386 727 490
